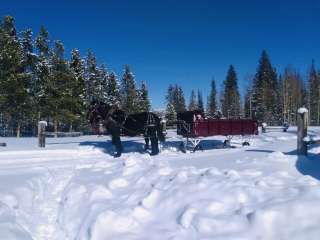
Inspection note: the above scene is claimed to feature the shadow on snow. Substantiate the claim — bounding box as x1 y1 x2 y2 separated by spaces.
78 137 227 156
79 139 147 156
287 144 320 181
77 134 320 181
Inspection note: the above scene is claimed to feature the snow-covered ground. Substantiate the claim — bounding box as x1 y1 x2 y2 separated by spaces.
1 128 320 240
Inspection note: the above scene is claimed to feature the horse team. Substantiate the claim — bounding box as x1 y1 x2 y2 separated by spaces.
87 101 258 157
88 101 165 157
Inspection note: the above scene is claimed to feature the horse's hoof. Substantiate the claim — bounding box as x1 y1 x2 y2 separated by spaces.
114 153 121 158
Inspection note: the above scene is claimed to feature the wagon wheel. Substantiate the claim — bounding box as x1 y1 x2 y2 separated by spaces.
242 141 250 146
223 139 231 148
193 144 203 152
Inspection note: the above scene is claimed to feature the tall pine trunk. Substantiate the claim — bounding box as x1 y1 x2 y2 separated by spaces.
36 111 41 137
54 119 58 138
16 123 20 138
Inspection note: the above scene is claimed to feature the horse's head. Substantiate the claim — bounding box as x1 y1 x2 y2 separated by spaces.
87 101 112 126
112 109 126 125
87 101 126 132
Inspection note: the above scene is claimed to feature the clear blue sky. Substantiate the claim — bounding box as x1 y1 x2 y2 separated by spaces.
1 0 320 109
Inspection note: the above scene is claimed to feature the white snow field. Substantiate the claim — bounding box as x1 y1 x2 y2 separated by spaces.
1 128 320 240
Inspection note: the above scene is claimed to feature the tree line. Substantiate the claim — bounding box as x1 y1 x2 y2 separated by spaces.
166 50 319 127
1 15 320 137
0 16 150 137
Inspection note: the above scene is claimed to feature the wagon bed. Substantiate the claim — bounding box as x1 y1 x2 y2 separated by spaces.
176 111 258 151
178 119 259 138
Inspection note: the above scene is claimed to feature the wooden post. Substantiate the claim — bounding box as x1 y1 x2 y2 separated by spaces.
38 121 47 148
297 108 308 155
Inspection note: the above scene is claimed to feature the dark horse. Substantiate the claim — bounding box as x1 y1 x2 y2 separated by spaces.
87 101 165 157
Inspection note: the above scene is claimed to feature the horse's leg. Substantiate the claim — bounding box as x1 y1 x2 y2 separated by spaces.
113 134 122 157
150 127 159 155
144 137 150 150
110 126 123 158
150 137 159 155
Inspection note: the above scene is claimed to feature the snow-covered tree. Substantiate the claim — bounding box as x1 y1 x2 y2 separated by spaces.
221 65 240 118
106 71 121 106
166 84 186 113
120 65 138 113
188 90 198 111
137 81 151 112
166 84 175 106
48 40 74 135
36 26 50 57
69 49 86 130
85 50 100 103
97 64 108 102
252 50 279 124
308 60 320 125
207 78 217 116
280 67 307 125
197 90 204 112
35 25 51 121
165 102 177 121
0 16 31 137
20 28 38 131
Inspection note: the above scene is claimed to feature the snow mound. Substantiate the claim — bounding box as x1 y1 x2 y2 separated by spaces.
0 202 33 240
1 131 320 240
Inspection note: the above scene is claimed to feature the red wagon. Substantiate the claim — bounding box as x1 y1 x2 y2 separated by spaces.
177 111 258 151
192 119 258 137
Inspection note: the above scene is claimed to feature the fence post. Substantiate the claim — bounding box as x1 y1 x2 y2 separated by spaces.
38 121 47 148
297 108 308 155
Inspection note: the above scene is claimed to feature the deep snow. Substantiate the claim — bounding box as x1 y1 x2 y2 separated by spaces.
0 128 320 240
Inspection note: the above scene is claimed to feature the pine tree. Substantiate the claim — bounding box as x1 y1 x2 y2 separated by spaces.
137 81 151 112
308 60 319 125
48 40 73 135
97 64 108 102
165 103 177 121
85 50 100 103
166 84 186 113
166 84 175 106
244 87 253 118
197 90 204 112
2 15 16 36
21 28 38 132
69 49 86 130
0 16 31 137
36 26 50 57
207 78 217 116
106 71 121 106
175 86 186 113
221 65 240 118
35 26 51 121
252 50 279 124
21 29 37 73
120 65 138 113
188 90 198 111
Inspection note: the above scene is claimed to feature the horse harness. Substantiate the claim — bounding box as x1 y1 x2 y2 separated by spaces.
90 101 158 138
124 112 158 137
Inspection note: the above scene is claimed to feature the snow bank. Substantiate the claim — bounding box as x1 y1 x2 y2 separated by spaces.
0 202 33 240
57 154 320 240
250 189 320 240
0 131 320 240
